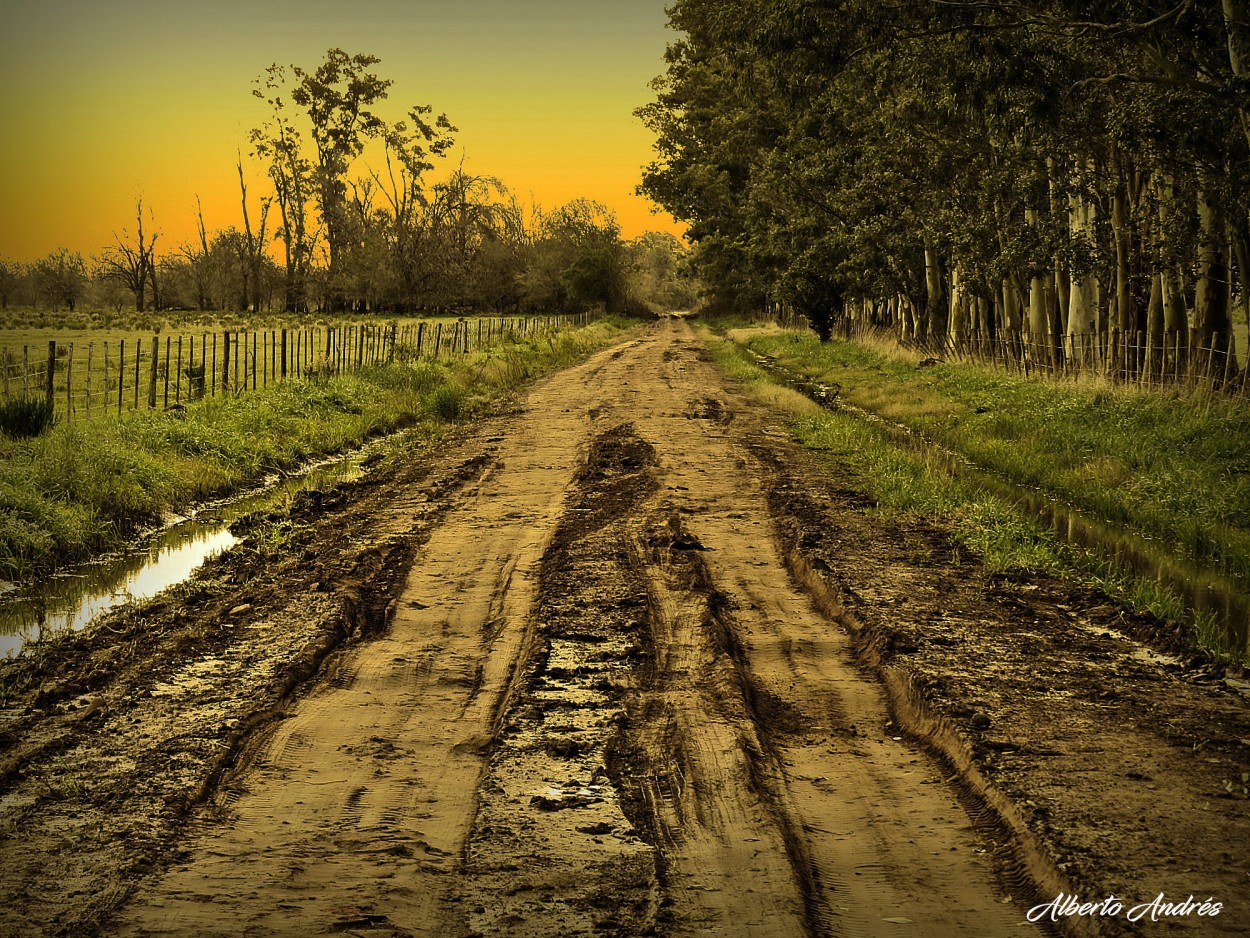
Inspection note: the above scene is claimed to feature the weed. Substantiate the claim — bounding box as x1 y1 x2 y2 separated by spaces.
1224 773 1250 798
1193 609 1228 659
426 384 465 422
0 396 56 438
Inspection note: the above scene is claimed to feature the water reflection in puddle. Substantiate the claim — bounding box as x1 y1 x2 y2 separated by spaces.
0 445 378 657
749 350 1250 658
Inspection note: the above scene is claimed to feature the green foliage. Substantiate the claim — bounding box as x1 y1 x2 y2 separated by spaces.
243 50 672 317
642 1 1250 341
425 384 465 422
0 396 55 439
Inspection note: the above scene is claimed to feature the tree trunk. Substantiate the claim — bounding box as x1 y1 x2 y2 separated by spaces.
948 265 968 344
1028 272 1054 367
1111 176 1133 376
1067 172 1098 367
1232 226 1250 335
1145 273 1165 379
924 239 947 345
1155 173 1189 376
1223 0 1250 151
1194 182 1232 378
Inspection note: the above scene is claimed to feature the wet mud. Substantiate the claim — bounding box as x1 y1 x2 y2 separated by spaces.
0 319 1247 937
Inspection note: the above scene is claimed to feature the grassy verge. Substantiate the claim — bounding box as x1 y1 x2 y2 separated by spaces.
0 317 632 580
724 323 1250 582
705 324 1248 662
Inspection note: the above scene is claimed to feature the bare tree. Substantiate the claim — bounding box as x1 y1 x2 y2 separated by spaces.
237 158 272 312
96 200 159 312
176 197 216 311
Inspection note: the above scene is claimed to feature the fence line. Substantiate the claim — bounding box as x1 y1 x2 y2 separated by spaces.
819 320 1249 397
0 313 589 422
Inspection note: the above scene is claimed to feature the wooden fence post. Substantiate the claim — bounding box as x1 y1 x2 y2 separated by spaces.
85 344 92 417
223 331 231 393
45 340 56 410
65 343 73 420
117 339 124 416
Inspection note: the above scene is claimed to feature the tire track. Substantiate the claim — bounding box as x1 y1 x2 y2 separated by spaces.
112 340 660 937
622 512 810 936
617 319 1037 937
109 320 1045 937
460 425 662 937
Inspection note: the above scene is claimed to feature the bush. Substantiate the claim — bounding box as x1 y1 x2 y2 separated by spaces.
0 396 56 438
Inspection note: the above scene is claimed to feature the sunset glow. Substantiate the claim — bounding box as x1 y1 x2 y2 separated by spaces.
0 0 683 261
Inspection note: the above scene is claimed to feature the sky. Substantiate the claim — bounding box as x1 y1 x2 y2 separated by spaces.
0 0 684 261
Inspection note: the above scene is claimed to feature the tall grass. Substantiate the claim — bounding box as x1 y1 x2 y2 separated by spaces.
0 396 55 439
0 318 632 579
727 324 1250 583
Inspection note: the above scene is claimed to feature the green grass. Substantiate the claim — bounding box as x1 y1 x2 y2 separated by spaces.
704 325 1247 662
0 317 632 579
726 323 1250 584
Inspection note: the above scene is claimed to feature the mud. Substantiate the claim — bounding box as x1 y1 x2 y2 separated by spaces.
0 319 1247 937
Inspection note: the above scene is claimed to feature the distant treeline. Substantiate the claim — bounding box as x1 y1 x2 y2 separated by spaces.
641 0 1250 376
1 49 697 320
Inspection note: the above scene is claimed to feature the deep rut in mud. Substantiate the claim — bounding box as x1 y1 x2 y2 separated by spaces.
6 318 1248 937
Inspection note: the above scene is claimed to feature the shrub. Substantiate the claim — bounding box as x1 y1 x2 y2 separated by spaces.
0 396 56 439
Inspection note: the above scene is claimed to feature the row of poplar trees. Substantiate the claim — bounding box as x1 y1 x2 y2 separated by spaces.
640 0 1250 375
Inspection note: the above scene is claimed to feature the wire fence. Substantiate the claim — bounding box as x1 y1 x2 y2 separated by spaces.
824 320 1249 395
1 313 589 422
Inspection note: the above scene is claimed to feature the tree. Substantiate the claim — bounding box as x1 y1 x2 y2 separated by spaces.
33 248 87 311
625 232 698 311
95 200 159 312
236 159 272 312
176 197 216 311
0 260 20 309
639 0 1249 372
252 65 316 312
520 200 629 313
253 49 455 311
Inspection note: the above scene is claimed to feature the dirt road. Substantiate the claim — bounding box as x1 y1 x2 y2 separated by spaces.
2 319 1248 936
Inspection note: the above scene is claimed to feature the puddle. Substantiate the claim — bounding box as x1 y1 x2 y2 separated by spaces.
748 350 1250 658
0 440 387 658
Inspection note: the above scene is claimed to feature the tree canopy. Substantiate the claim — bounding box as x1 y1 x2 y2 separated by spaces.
640 0 1250 367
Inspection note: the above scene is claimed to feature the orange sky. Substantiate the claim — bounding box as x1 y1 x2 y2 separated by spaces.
0 0 684 261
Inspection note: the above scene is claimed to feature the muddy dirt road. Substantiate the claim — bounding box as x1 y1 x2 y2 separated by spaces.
2 318 1248 936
